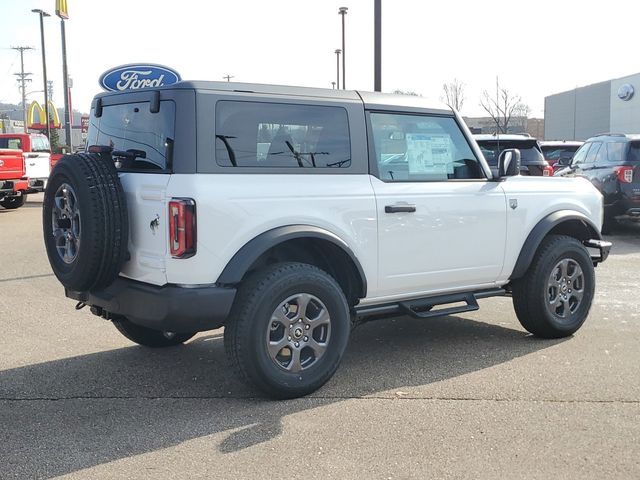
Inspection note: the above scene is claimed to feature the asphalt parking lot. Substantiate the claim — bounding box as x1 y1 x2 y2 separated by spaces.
1 194 639 479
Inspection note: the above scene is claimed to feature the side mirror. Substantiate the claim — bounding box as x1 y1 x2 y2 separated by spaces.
557 156 572 167
498 149 521 177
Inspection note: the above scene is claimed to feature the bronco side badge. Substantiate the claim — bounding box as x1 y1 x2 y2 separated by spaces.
509 199 518 210
150 214 160 234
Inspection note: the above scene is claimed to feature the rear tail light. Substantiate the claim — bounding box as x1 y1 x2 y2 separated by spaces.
542 165 553 177
168 198 196 258
615 166 634 184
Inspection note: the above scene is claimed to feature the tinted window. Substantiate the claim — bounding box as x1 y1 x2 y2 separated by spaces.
370 113 483 181
215 101 351 168
476 140 543 166
606 142 626 163
584 142 601 164
594 143 608 164
628 142 640 163
0 137 22 150
89 101 175 170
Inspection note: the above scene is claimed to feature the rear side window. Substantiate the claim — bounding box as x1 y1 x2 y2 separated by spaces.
215 101 351 168
0 138 22 149
628 142 640 163
88 101 175 171
607 142 627 163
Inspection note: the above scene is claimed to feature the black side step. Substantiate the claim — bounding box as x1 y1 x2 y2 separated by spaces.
399 292 479 319
354 288 505 320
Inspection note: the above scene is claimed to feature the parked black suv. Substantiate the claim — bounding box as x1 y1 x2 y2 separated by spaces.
555 133 640 233
474 134 553 176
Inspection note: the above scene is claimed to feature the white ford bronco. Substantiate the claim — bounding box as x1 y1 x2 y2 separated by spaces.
43 81 611 398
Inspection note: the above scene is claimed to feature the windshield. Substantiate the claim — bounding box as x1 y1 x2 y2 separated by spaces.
477 140 543 166
87 100 175 171
541 145 580 161
31 136 51 153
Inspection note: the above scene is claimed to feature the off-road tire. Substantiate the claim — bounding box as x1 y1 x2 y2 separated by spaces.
0 194 26 209
112 316 196 347
512 235 595 338
224 262 351 399
43 153 128 291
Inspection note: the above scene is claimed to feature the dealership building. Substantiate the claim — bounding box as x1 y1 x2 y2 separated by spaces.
544 72 640 140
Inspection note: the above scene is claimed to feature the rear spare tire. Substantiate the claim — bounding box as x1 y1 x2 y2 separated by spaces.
43 153 128 291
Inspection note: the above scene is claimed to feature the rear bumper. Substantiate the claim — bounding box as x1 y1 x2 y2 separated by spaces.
66 277 237 333
0 179 29 197
0 180 13 195
27 178 45 193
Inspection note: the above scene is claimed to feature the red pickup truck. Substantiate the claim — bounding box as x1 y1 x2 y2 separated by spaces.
0 148 29 209
0 133 52 193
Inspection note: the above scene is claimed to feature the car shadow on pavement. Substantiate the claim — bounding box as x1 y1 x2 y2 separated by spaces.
0 314 566 478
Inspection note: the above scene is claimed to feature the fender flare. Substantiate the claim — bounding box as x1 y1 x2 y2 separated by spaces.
216 225 368 297
510 210 602 280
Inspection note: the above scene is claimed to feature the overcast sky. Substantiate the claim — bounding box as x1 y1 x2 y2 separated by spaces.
1 0 638 118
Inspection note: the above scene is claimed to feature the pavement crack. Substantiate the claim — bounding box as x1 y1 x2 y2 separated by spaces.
1 395 638 404
0 273 55 283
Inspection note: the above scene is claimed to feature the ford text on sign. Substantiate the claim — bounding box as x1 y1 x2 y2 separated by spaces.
99 64 181 92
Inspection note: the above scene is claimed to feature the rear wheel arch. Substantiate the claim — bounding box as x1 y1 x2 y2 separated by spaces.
216 225 367 304
510 211 601 280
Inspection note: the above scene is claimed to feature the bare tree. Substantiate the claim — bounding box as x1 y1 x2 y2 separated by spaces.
480 85 524 134
512 103 532 133
441 79 465 112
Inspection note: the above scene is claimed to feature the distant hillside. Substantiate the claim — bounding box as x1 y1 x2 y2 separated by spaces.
0 102 88 126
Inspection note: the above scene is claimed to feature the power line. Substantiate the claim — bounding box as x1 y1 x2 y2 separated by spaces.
11 46 34 132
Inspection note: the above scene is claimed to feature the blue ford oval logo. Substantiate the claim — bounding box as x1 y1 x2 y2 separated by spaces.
99 64 181 92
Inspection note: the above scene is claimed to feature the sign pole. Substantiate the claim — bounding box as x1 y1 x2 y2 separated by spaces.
57 0 72 148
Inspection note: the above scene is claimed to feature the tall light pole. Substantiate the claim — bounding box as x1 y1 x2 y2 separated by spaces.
338 7 348 90
334 49 341 90
374 0 381 92
56 0 72 148
32 9 51 140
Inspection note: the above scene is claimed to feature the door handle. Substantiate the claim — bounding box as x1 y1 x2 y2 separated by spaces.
385 204 416 213
29 163 36 166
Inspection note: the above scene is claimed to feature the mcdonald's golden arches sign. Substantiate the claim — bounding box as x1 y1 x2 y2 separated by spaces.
56 0 69 19
27 101 61 129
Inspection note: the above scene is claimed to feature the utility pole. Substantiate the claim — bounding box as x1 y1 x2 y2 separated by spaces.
12 46 34 132
223 75 234 82
56 1 72 148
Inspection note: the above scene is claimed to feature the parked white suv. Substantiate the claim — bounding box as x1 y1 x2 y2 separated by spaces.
42 81 611 398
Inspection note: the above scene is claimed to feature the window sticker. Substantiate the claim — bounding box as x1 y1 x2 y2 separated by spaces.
406 133 453 175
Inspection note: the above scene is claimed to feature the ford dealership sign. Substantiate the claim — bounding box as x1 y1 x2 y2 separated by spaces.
99 64 181 92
